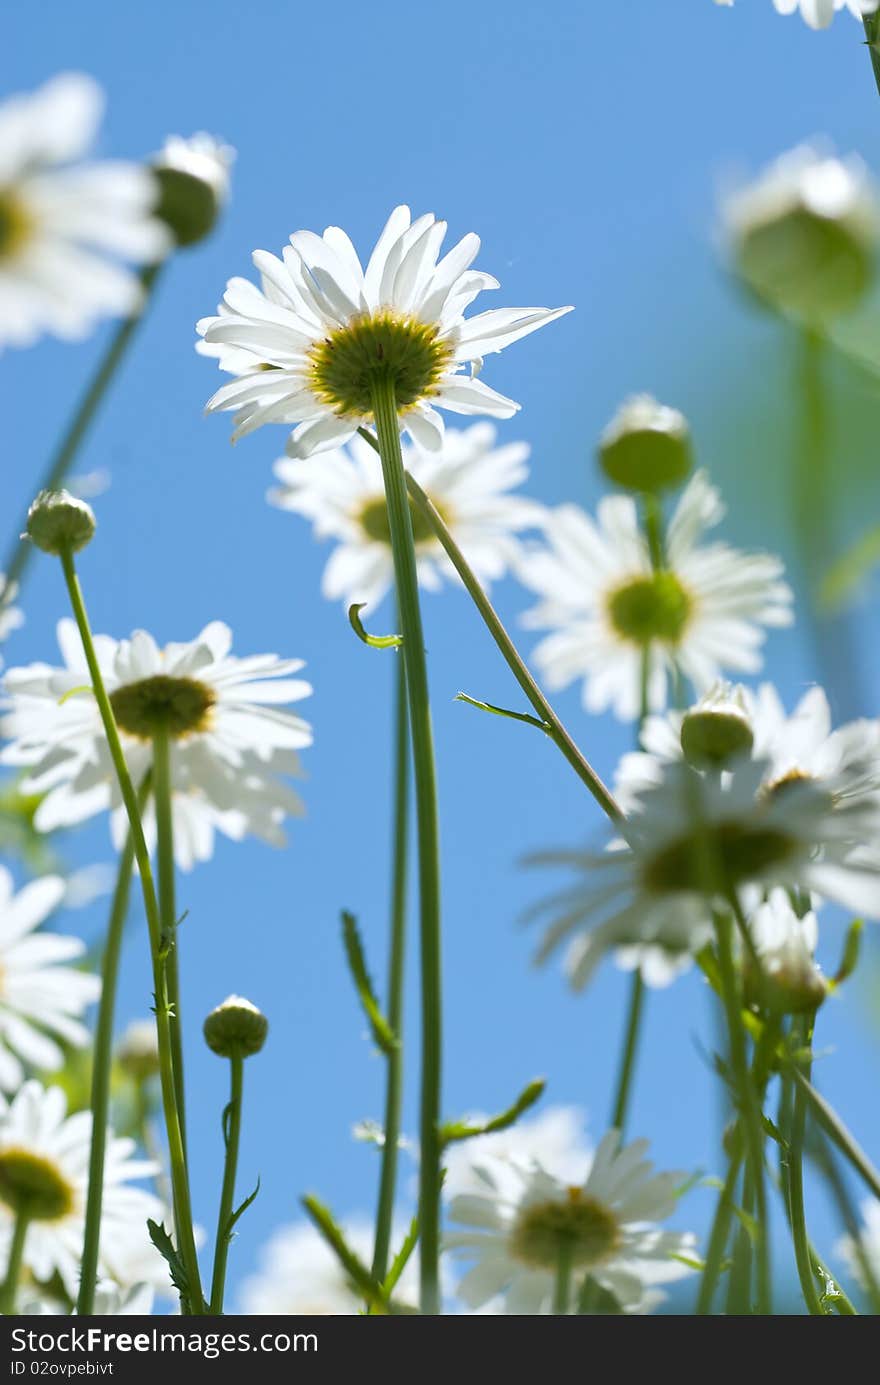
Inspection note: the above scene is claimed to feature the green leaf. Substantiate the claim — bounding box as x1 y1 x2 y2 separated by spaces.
301 1195 389 1313
341 911 397 1056
730 1203 760 1246
226 1177 261 1239
383 1216 419 1295
455 692 550 734
760 1113 788 1150
148 1219 190 1309
831 918 863 989
57 684 94 706
440 1077 546 1147
348 603 402 649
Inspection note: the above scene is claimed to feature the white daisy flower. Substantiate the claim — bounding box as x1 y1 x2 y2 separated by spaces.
747 888 826 1012
446 1129 695 1314
0 867 99 1091
155 134 233 206
197 203 572 457
716 0 879 28
0 73 168 350
0 1080 160 1304
836 1200 880 1290
1 619 313 870
444 1106 594 1202
269 423 546 610
519 472 792 722
530 759 880 990
238 1217 419 1315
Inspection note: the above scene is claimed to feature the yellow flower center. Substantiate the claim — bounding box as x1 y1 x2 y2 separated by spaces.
641 820 797 896
0 1148 75 1222
357 493 445 547
509 1189 621 1270
308 310 454 418
109 675 216 741
0 188 33 262
607 572 692 647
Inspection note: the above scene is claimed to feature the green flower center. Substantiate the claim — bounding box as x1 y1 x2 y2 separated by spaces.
641 821 797 896
308 311 454 418
510 1190 621 1270
0 189 33 262
358 493 442 547
110 675 216 741
0 1148 75 1222
607 572 692 647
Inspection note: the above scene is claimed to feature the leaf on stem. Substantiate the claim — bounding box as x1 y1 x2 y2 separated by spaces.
301 1194 388 1312
225 1177 261 1242
348 603 402 650
341 911 397 1056
455 692 550 734
831 919 863 989
148 1219 190 1308
383 1216 419 1295
440 1077 546 1147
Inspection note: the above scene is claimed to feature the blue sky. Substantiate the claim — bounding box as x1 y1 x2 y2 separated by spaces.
4 0 880 1310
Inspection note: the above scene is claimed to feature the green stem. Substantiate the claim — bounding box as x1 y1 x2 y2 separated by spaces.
813 1137 880 1313
0 1211 28 1314
57 548 204 1315
714 910 771 1315
784 1063 880 1203
401 464 623 827
696 1128 744 1315
372 644 409 1284
209 1047 244 1314
152 728 188 1165
609 972 644 1136
788 1016 825 1316
368 381 443 1315
553 1245 573 1315
77 790 146 1315
1 265 162 611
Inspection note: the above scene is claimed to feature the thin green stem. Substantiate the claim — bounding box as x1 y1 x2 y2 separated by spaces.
714 910 771 1314
1 265 162 611
0 1211 28 1314
209 1047 244 1314
784 1063 880 1203
152 728 188 1165
553 1246 573 1315
368 380 443 1315
401 465 623 827
609 972 644 1136
788 1016 825 1316
57 548 204 1314
372 644 409 1284
696 1128 744 1314
77 788 147 1315
813 1137 880 1313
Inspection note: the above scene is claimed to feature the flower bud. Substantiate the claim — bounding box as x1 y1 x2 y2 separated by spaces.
727 146 879 324
680 683 754 770
598 395 692 494
25 489 96 556
152 135 234 248
203 995 268 1058
116 1019 160 1083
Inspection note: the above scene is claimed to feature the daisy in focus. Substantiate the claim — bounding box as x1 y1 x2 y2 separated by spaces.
239 1217 419 1314
519 472 793 721
269 423 545 610
716 1 879 28
529 758 880 989
197 204 571 456
0 867 99 1091
446 1128 695 1314
0 73 168 350
0 1081 161 1305
1 619 313 869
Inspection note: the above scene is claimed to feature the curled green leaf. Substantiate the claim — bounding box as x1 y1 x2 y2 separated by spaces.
441 1077 546 1147
455 691 550 734
348 603 402 649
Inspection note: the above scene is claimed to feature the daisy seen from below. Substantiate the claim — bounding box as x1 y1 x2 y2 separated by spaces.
715 1 879 27
0 1080 160 1307
529 758 880 990
0 73 168 350
0 618 313 869
446 1128 695 1314
269 423 546 610
198 203 572 456
239 1217 419 1314
0 867 99 1091
519 471 792 722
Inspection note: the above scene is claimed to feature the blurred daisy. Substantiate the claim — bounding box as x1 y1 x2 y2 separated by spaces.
0 576 23 653
198 203 571 456
239 1217 419 1314
446 1129 695 1314
747 888 825 1012
270 423 545 609
0 1081 160 1303
530 760 880 989
155 134 233 206
519 472 792 721
1 619 313 869
716 1 880 28
21 1282 155 1315
0 866 99 1091
0 73 168 350
444 1106 594 1201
